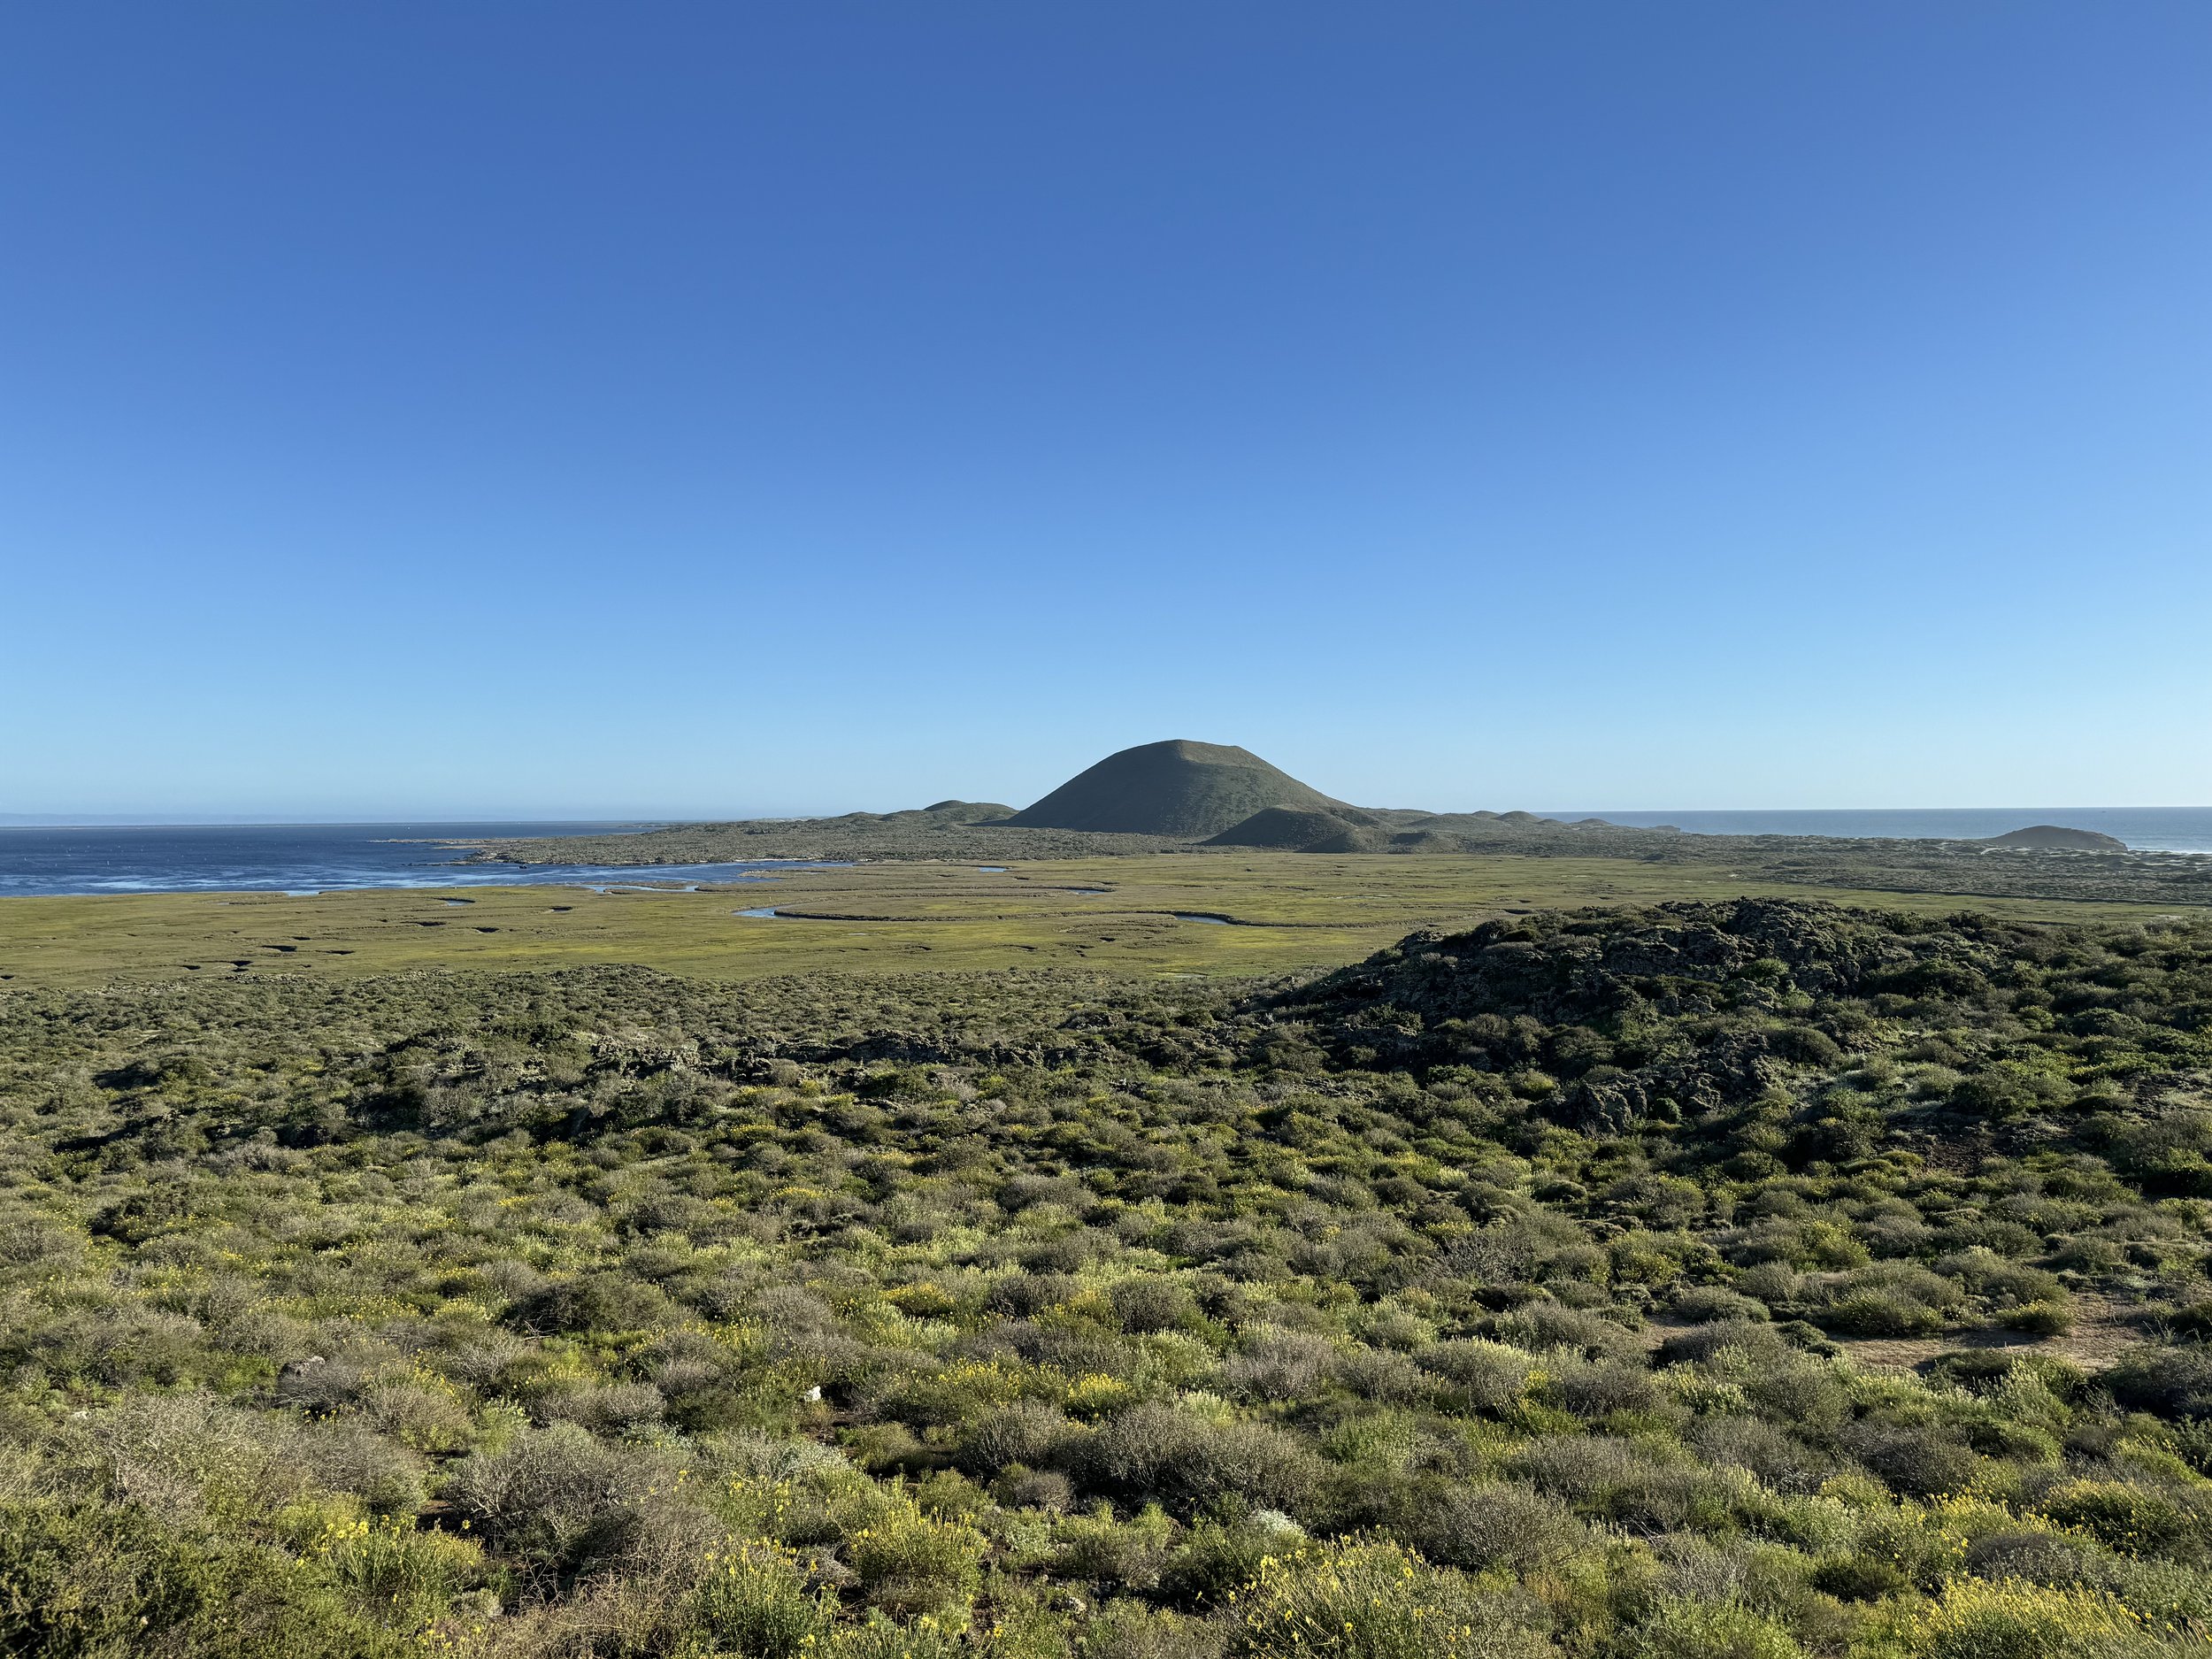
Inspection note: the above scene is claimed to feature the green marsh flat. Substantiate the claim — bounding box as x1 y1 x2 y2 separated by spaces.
0 852 2188 987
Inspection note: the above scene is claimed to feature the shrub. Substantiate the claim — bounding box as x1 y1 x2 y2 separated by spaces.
85 1392 309 1525
1810 1555 1910 1601
1001 1469 1078 1511
1413 1340 1532 1413
1392 1480 1584 1575
1630 1597 1805 1659
273 1355 369 1411
1054 1503 1175 1588
1357 1304 1438 1352
2108 1346 2212 1420
1159 1518 1300 1608
1223 1540 1550 1659
1083 1604 1230 1659
1319 1409 1419 1472
23 898 2212 1659
1689 1417 1827 1494
822 1609 972 1659
1112 1278 1199 1334
0 1498 397 1659
1671 1287 1773 1325
1333 1348 1430 1406
1961 1531 2096 1587
2037 1480 2203 1557
690 1540 835 1657
358 1377 474 1454
511 1271 680 1335
1511 1433 1644 1508
30 1308 204 1388
553 1502 716 1617
534 1380 669 1436
1930 1351 2086 1403
1740 1365 1852 1437
913 1469 991 1523
849 1506 987 1620
2163 1302 2212 1343
426 1328 541 1394
313 1513 482 1630
1823 1287 1945 1338
1547 1359 1660 1420
1509 1434 1744 1532
1842 1421 1980 1499
960 1402 1086 1478
1896 1576 2134 1659
291 1417 428 1517
1077 1405 1323 1517
1656 1321 1795 1369
443 1423 664 1566
992 1273 1079 1318
1223 1331 1337 1400
1492 1301 1640 1361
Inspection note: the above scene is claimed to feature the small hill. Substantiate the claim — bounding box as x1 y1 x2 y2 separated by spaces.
1304 823 1385 853
1007 740 1362 839
1386 829 1463 852
1982 825 2127 852
1204 806 1381 852
913 801 1018 822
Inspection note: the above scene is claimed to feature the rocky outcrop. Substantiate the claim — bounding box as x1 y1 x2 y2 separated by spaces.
1259 898 2024 1131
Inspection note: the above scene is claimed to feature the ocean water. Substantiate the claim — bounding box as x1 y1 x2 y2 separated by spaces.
4 810 2208 899
1555 807 2212 856
0 822 811 898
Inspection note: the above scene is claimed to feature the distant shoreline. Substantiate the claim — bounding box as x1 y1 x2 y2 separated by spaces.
12 806 2210 853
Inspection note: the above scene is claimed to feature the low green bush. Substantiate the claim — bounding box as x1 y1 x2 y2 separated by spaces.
849 1504 987 1620
1630 1596 1806 1659
690 1540 836 1657
1223 1540 1550 1659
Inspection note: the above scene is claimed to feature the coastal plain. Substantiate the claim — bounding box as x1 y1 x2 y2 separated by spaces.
0 850 2193 987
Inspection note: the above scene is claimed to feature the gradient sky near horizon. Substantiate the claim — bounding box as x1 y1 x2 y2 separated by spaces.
4 4 2208 820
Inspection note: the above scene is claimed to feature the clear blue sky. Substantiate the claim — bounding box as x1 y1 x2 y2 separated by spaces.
4 3 2208 820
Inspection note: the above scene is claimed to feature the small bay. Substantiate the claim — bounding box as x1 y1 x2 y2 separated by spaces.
0 822 812 897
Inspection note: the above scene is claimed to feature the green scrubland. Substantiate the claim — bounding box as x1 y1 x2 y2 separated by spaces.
4 895 2212 1657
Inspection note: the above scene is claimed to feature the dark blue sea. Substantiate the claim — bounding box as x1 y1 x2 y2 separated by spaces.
1551 808 2212 856
0 822 810 898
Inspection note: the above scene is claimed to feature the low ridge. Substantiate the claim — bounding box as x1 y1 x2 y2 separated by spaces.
1982 825 2127 851
1006 739 1361 839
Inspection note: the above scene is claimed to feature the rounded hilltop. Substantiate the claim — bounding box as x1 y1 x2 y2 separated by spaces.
1005 738 1367 839
1203 805 1382 853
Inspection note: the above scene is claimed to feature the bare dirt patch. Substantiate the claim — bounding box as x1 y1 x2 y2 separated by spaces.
1832 1292 2143 1374
1641 1293 2146 1377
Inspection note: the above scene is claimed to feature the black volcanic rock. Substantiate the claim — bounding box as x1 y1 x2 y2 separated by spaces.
1258 898 2016 1128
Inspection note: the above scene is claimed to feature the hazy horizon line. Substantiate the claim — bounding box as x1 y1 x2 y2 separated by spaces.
9 804 2212 830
